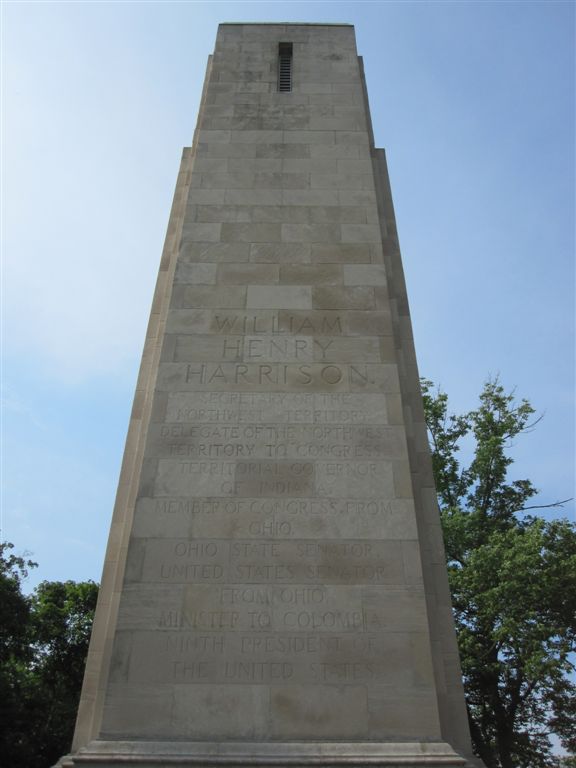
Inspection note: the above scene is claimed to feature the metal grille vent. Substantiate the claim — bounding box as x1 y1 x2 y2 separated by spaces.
278 43 293 92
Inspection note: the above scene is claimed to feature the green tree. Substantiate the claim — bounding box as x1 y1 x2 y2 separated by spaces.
0 544 98 768
0 543 37 766
27 579 99 767
422 378 576 768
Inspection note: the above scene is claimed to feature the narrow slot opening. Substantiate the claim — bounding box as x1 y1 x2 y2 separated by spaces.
278 42 293 92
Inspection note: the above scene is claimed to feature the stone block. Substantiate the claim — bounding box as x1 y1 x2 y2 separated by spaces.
311 243 371 263
282 157 336 173
338 188 377 206
312 286 374 310
221 223 282 242
224 189 283 205
227 158 283 173
341 223 382 242
279 264 342 285
197 171 255 189
218 264 279 284
193 205 248 223
247 285 312 309
336 130 370 145
282 189 339 206
170 285 246 309
187 188 226 204
256 172 310 188
270 686 368 739
284 130 335 144
196 129 231 143
231 129 283 143
180 241 250 263
174 262 217 285
101 684 174 738
281 223 341 243
180 223 221 242
338 156 374 174
310 143 366 158
367 688 441 739
250 243 312 263
172 685 269 739
343 264 388 286
310 173 372 190
197 141 257 158
309 205 366 223
255 142 311 158
345 310 393 336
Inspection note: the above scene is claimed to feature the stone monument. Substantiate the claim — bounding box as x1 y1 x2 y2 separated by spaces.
58 23 482 768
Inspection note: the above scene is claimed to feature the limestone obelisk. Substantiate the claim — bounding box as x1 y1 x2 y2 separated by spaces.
59 23 482 768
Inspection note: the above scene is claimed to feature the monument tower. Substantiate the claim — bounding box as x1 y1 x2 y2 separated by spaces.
59 23 482 768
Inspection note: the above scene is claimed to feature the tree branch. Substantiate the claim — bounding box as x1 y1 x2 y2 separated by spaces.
519 498 573 512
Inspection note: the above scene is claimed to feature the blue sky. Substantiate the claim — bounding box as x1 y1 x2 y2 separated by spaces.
2 1 574 591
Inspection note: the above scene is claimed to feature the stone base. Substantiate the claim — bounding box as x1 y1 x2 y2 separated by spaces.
55 741 475 767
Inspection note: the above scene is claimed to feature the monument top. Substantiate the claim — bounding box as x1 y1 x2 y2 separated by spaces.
218 22 354 27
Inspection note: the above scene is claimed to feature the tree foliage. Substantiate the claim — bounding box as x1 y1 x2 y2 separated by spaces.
0 545 98 768
422 378 576 768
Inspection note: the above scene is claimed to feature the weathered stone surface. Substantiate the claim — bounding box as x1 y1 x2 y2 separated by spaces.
59 21 482 768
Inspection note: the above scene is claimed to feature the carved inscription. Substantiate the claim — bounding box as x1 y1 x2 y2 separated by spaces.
184 362 370 386
133 539 405 585
211 313 343 335
119 241 427 719
220 336 332 361
166 392 390 425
